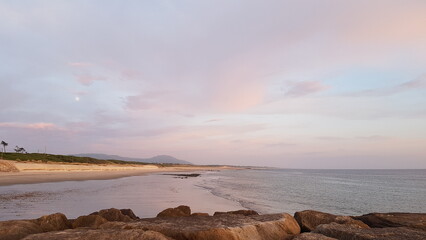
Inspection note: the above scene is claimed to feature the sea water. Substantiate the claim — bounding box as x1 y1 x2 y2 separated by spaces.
197 169 426 215
1 169 425 220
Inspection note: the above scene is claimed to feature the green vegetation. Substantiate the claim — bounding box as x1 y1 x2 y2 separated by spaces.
2 152 155 166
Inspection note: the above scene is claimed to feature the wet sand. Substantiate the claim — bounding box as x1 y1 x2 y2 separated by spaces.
0 169 244 220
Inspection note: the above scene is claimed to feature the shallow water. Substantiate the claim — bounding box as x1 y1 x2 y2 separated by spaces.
197 169 426 215
0 172 242 221
1 169 425 221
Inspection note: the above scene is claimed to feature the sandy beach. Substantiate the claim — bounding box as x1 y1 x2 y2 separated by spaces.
0 160 240 186
0 160 245 221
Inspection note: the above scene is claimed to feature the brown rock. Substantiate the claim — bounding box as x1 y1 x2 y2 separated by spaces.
292 232 337 240
120 209 139 220
21 229 172 240
36 213 71 232
101 213 300 240
0 220 42 240
294 210 369 232
213 209 259 216
191 212 209 216
354 212 426 231
90 208 133 222
72 215 108 228
314 222 426 240
157 205 191 217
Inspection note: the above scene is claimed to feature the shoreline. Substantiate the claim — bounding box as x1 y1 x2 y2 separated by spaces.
0 160 243 186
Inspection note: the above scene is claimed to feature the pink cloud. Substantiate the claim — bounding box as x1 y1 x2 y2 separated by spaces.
284 81 329 97
348 74 426 97
0 122 64 131
399 75 426 89
75 74 105 86
121 69 143 80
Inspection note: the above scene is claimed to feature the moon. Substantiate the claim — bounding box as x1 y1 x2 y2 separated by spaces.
75 96 80 101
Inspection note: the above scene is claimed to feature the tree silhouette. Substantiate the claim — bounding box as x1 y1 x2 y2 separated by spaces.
1 141 8 153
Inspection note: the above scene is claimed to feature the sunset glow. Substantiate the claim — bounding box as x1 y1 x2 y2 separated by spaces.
1 1 425 168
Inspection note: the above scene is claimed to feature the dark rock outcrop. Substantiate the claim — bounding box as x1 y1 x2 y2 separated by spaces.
0 220 42 240
294 210 369 232
120 209 139 220
213 209 259 216
0 213 72 240
101 213 300 240
90 208 133 222
21 229 172 240
156 205 191 217
354 212 426 231
190 212 209 216
72 215 108 228
292 232 337 240
315 222 426 240
4 208 426 240
36 213 71 232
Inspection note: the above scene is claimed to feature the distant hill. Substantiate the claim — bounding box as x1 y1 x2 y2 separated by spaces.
73 153 192 165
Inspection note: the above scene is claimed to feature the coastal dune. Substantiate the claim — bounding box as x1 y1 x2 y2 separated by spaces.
0 160 239 186
0 160 161 186
0 160 20 172
12 161 160 172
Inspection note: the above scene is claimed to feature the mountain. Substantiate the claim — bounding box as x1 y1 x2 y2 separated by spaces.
72 153 192 165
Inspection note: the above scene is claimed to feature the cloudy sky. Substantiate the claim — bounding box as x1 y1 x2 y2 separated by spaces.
1 0 425 168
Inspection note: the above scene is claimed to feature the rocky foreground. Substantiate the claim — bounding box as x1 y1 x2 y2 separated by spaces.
1 206 425 240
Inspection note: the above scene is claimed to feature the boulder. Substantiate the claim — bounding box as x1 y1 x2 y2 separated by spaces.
90 208 133 222
314 222 426 240
157 205 191 217
72 215 108 228
292 232 337 240
101 213 300 240
120 209 139 220
191 212 209 216
213 209 259 216
294 210 368 232
0 220 42 240
21 229 172 240
36 213 71 232
354 212 426 231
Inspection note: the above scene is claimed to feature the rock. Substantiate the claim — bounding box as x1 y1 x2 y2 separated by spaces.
157 205 191 217
191 212 209 216
72 215 108 228
120 209 139 220
294 210 369 232
21 229 172 240
101 213 300 240
314 222 426 240
213 209 259 216
354 212 426 231
293 232 337 240
90 208 133 222
0 220 42 240
36 213 71 232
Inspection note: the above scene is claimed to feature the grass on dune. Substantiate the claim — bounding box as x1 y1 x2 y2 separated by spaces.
0 152 163 166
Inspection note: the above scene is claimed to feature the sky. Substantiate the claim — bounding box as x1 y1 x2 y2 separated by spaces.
0 0 425 169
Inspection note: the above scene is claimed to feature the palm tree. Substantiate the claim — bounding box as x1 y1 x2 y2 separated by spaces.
1 141 7 153
1 141 7 159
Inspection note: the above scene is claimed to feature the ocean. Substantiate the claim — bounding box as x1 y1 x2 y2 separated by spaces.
1 169 425 220
198 169 426 215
